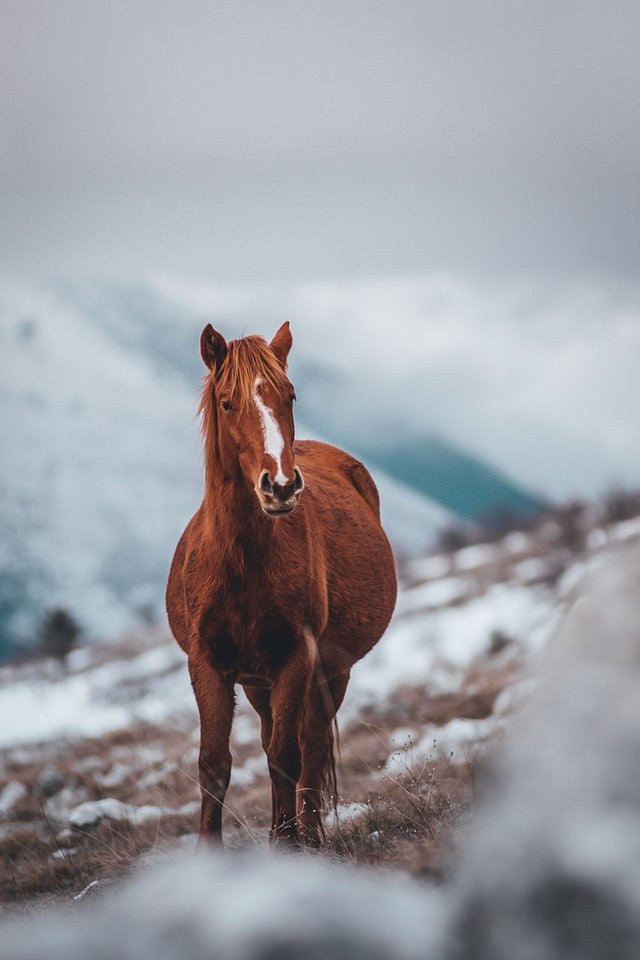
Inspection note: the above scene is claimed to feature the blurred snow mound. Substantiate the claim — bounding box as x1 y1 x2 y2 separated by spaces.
2 852 446 960
451 541 640 959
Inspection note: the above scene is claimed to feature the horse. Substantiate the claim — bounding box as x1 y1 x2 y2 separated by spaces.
166 322 397 846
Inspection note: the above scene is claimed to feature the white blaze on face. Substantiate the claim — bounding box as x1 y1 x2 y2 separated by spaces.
253 377 288 486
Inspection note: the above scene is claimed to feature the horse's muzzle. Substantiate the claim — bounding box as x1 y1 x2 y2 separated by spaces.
257 466 304 517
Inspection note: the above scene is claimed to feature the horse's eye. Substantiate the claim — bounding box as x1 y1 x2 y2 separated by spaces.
220 400 232 412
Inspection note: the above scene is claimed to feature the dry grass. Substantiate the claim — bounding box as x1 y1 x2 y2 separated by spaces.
0 722 200 910
325 757 475 879
0 737 474 909
0 815 196 911
0 665 508 911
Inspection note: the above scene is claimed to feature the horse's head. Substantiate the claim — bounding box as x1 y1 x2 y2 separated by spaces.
200 322 305 516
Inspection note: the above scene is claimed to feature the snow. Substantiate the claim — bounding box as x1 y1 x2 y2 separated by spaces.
513 557 548 584
384 717 504 772
501 531 532 555
69 798 138 829
0 780 27 814
230 765 257 789
0 642 192 747
93 764 131 789
455 543 500 571
416 716 505 762
347 580 554 708
50 847 78 861
388 727 417 750
610 515 640 542
327 802 371 827
68 797 200 829
586 527 608 551
72 880 100 902
231 711 261 747
2 852 447 958
406 553 451 581
492 679 537 717
397 576 469 614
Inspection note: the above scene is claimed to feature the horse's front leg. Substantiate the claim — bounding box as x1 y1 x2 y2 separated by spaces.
188 655 235 844
268 643 313 845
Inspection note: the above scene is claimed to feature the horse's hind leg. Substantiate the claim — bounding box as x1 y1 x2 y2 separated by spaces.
268 646 313 845
188 656 235 843
298 670 350 847
243 686 277 831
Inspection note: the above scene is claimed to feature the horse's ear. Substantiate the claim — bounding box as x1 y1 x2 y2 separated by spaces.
270 321 292 368
200 324 227 371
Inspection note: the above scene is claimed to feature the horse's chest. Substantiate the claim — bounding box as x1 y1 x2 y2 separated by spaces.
188 541 313 681
202 598 299 683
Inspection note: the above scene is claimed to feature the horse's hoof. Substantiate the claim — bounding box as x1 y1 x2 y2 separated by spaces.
269 828 300 849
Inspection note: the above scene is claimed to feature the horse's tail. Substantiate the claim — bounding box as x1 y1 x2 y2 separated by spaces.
321 716 340 811
313 716 339 844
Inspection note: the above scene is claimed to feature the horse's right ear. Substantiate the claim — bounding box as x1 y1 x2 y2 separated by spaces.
200 325 227 371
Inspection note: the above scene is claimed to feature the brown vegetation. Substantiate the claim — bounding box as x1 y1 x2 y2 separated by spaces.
0 664 501 910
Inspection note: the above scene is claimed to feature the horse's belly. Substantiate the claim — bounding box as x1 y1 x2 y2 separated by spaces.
322 527 397 662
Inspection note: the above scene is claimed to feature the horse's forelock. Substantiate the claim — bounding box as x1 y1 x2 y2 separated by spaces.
215 336 288 412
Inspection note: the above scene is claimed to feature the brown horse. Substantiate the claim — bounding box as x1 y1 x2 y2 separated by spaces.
166 322 397 845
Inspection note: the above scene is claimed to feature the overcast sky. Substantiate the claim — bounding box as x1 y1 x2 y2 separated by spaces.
2 0 639 281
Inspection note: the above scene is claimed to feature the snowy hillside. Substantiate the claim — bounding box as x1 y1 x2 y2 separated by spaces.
0 282 457 653
3 274 639 653
0 284 200 650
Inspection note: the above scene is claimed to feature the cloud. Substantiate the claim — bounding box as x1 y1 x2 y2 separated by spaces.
1 1 639 278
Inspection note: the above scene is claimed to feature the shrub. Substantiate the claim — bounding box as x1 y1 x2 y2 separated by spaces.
38 608 81 663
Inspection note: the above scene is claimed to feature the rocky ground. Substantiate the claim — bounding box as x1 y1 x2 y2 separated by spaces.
1 501 639 912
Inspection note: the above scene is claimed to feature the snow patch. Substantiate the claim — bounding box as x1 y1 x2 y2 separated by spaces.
0 780 27 814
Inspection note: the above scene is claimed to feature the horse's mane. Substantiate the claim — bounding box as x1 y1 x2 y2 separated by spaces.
199 336 289 474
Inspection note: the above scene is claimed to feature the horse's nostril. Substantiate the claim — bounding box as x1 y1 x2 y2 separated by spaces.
294 467 304 493
260 471 273 495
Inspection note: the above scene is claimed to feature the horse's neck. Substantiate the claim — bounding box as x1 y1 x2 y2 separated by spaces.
203 469 271 553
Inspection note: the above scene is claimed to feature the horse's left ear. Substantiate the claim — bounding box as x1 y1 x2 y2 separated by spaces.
270 322 292 368
200 324 228 372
